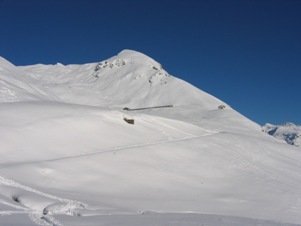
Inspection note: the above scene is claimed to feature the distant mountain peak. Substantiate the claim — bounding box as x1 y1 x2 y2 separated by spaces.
115 49 163 68
262 123 301 147
92 50 170 87
117 49 154 60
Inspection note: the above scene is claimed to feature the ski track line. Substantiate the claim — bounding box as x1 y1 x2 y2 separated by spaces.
0 175 86 207
0 210 29 216
40 131 219 163
0 131 220 169
0 175 88 226
0 199 29 211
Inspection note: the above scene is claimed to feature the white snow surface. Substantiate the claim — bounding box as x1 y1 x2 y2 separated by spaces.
262 123 301 148
1 50 301 226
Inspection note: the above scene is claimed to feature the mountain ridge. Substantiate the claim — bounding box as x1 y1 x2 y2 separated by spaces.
1 50 226 109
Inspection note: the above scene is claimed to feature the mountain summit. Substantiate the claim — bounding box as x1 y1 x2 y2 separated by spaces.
9 49 222 109
1 50 301 226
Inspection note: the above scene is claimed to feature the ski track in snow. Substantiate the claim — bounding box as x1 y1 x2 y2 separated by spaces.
0 130 219 169
0 131 217 225
0 130 218 225
85 131 216 156
37 131 218 164
0 175 87 226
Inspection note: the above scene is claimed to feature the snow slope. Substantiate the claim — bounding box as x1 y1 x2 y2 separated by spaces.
262 123 301 147
1 50 301 226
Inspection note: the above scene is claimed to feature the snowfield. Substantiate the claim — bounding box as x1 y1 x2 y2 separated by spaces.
1 50 301 226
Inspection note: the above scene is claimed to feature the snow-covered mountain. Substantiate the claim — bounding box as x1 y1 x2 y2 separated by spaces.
1 50 301 226
1 50 221 107
262 123 301 147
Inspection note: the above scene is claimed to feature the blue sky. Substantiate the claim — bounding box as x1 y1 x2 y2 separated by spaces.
0 0 300 125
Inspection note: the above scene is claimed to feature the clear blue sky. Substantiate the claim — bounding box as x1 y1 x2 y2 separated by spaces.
0 0 300 125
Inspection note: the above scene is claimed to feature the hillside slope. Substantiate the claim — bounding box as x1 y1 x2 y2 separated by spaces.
1 50 301 226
